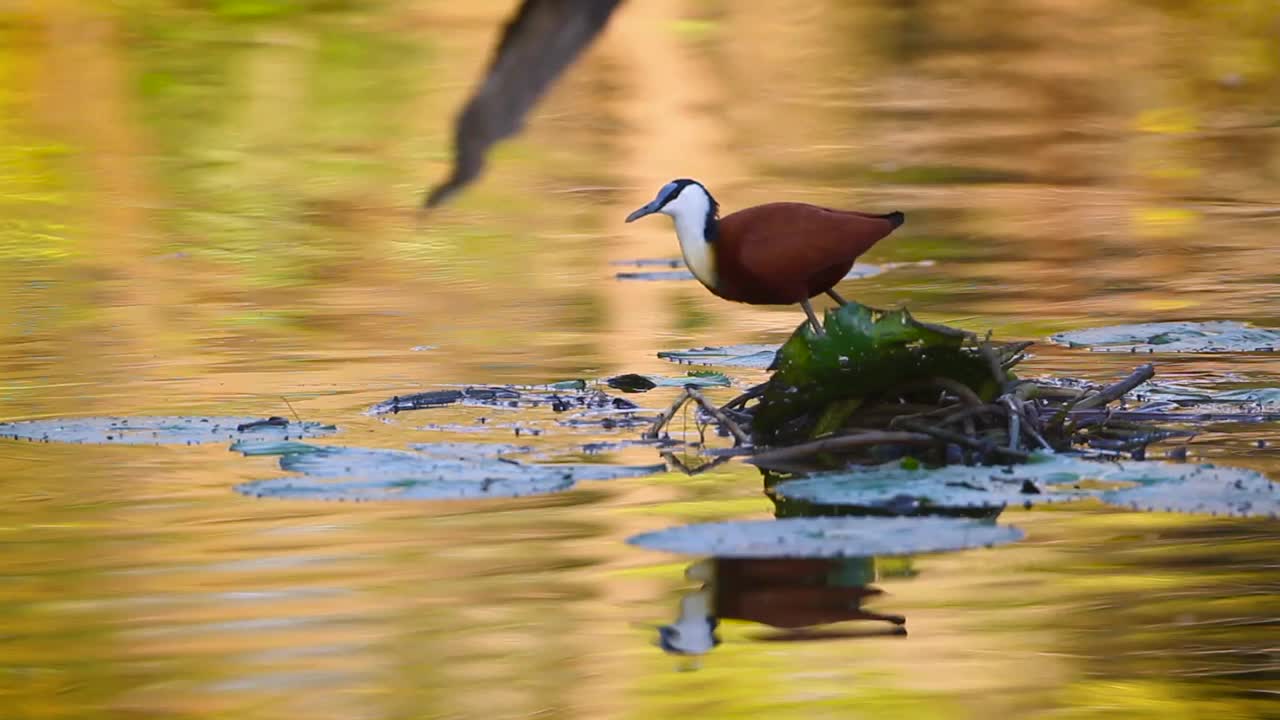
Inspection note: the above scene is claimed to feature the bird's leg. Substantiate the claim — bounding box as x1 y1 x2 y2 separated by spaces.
826 289 849 306
800 299 825 337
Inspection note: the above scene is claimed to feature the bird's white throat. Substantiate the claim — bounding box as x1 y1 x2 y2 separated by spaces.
661 187 717 288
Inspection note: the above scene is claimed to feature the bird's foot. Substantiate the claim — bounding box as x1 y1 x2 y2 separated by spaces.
801 299 826 337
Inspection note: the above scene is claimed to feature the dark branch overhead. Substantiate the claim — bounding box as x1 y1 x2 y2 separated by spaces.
423 0 625 208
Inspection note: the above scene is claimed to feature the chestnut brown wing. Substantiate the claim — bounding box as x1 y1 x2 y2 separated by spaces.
716 203 902 304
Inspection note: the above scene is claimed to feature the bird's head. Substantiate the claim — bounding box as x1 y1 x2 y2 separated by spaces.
625 179 719 240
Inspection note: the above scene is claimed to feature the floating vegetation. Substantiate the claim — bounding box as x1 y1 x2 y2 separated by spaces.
640 301 1279 520
606 371 731 393
1102 467 1279 518
774 455 1105 513
366 384 641 415
1136 382 1280 409
776 455 1278 517
407 441 535 459
237 474 575 501
650 302 1189 465
235 442 666 501
627 516 1024 558
1050 321 1280 353
230 440 325 457
749 303 995 446
657 344 780 369
0 416 337 446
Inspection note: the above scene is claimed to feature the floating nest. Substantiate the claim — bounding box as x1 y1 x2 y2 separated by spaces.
646 303 1182 471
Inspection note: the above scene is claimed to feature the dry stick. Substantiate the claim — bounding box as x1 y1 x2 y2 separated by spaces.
891 377 983 407
281 396 302 424
1074 364 1156 411
686 387 751 446
934 403 1003 428
934 377 984 407
1073 409 1280 423
1034 385 1091 400
1013 398 1053 451
1002 353 1030 371
643 389 691 440
897 418 1030 461
1004 396 1022 453
721 382 768 411
979 342 1005 389
881 404 965 431
890 399 967 427
748 431 934 467
998 340 1035 364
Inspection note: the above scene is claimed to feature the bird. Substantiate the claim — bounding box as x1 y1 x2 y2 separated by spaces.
625 179 905 335
425 0 625 207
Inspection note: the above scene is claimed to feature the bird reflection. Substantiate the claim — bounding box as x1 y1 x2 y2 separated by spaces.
657 556 907 657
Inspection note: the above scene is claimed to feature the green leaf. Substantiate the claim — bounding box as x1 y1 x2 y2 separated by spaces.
657 344 780 369
753 303 994 443
811 398 863 438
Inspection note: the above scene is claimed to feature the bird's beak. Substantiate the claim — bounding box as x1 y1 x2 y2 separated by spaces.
625 201 660 223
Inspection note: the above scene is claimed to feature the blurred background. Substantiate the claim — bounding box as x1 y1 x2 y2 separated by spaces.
0 1 1278 718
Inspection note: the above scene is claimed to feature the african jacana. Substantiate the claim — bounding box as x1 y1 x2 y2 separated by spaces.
625 179 904 334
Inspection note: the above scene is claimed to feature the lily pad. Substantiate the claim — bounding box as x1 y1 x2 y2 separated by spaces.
1050 321 1280 353
1138 382 1280 408
231 440 325 456
657 344 780 369
626 517 1024 558
777 455 1279 517
237 474 575 501
366 385 634 416
407 442 535 458
775 455 1121 512
235 442 665 501
0 416 337 445
1102 464 1278 518
606 371 731 393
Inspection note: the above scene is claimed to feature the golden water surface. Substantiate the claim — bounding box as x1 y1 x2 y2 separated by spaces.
1 1 1278 718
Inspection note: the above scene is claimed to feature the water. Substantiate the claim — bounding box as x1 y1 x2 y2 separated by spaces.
2 1 1278 717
